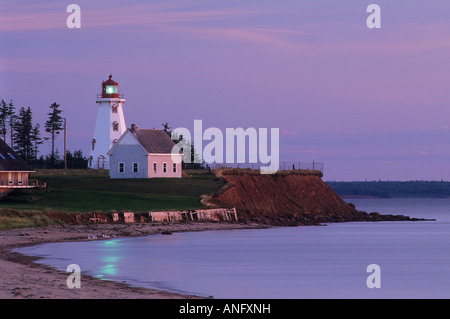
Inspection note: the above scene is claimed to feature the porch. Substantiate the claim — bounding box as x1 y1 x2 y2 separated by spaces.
0 179 40 188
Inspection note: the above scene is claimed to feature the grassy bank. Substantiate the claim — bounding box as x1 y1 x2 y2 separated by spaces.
0 169 225 228
0 210 56 230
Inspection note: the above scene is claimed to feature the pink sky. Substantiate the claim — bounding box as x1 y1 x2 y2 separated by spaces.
1 0 450 180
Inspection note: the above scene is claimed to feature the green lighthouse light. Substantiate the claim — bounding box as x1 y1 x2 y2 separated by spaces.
106 85 115 94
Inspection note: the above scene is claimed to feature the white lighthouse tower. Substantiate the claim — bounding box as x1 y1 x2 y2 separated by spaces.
89 74 126 169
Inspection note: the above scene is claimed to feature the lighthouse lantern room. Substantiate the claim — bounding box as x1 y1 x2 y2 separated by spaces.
89 74 126 169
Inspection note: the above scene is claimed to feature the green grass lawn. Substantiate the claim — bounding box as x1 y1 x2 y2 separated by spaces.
1 170 226 213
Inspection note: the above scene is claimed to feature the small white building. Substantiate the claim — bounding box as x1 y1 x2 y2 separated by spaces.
0 138 36 198
89 75 126 169
107 124 183 179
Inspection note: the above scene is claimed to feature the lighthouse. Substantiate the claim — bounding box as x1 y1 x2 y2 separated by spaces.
89 75 126 169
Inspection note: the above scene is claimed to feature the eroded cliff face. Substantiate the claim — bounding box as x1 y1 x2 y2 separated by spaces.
202 169 421 226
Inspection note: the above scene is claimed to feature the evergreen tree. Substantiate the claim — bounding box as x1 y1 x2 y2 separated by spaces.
170 131 203 167
66 149 88 168
13 107 34 161
0 99 15 145
44 102 64 158
0 99 8 141
30 123 44 159
8 100 16 148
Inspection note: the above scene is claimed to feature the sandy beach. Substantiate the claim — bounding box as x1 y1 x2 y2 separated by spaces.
0 222 264 299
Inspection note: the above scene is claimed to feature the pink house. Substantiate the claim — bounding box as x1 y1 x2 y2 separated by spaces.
107 124 183 179
0 138 36 198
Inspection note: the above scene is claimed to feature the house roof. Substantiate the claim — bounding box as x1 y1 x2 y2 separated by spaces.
134 129 177 154
0 139 34 172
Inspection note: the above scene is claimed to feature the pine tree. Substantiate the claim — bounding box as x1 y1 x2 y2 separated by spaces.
0 99 8 141
65 149 88 168
44 102 64 159
0 99 15 145
8 100 16 148
13 107 34 161
170 132 203 167
31 123 44 159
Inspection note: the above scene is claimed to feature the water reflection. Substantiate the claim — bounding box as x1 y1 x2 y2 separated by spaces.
15 198 450 298
96 239 123 278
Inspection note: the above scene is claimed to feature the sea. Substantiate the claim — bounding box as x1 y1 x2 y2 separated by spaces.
15 198 450 299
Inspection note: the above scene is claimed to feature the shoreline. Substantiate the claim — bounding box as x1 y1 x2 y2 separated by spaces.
0 222 266 299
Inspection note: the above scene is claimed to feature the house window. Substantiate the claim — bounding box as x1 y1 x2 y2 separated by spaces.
112 104 118 113
173 163 177 173
133 162 139 173
113 121 119 132
153 162 157 173
163 162 167 173
118 162 125 173
92 139 96 151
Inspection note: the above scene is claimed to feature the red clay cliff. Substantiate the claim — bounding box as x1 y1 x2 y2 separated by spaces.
202 169 425 226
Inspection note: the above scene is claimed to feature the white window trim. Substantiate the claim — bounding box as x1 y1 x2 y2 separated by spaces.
118 162 125 173
133 162 139 173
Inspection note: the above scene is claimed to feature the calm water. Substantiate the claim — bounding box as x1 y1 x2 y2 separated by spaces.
16 198 450 299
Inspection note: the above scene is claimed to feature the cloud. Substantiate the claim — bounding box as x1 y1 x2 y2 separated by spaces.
3 1 450 59
0 57 92 73
0 10 64 32
281 129 299 136
0 1 264 32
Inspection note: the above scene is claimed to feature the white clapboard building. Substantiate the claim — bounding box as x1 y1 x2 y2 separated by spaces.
89 75 126 169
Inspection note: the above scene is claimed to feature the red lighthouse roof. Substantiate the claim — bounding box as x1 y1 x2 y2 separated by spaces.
103 74 118 86
101 74 122 98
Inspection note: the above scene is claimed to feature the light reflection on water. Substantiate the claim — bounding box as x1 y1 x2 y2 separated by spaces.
15 198 450 298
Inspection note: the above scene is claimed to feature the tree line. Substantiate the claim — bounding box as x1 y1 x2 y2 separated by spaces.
0 99 88 168
327 181 450 198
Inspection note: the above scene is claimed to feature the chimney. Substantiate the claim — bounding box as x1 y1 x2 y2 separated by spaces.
131 124 137 134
